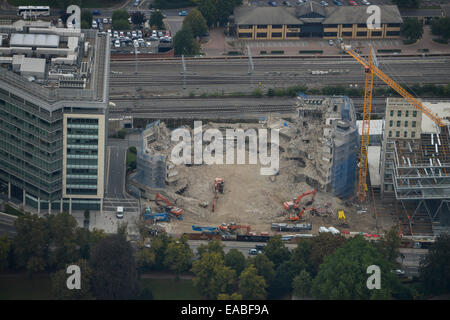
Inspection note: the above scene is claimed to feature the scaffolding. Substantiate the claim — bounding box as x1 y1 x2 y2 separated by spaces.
391 125 450 226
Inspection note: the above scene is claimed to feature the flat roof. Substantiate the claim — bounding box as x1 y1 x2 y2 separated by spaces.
10 33 59 48
399 9 443 17
356 120 384 136
234 7 302 25
421 101 450 134
323 5 403 24
20 57 45 74
368 146 381 187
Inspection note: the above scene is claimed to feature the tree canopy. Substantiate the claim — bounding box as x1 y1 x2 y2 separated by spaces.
163 235 194 276
224 248 246 276
51 259 93 300
239 264 267 299
392 0 421 8
131 11 146 26
432 17 450 40
292 269 312 299
90 234 140 299
173 26 200 56
0 236 11 271
183 8 208 37
264 235 290 267
401 18 423 41
310 233 347 275
311 236 399 300
149 10 165 30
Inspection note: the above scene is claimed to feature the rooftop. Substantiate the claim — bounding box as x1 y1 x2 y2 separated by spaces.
323 5 403 24
233 6 302 25
421 101 450 134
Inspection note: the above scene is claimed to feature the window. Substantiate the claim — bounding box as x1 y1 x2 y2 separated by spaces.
398 110 401 117
405 110 409 117
404 131 407 137
272 32 282 38
286 24 301 28
389 120 393 127
396 121 401 127
286 32 299 37
357 23 366 28
256 32 267 37
390 110 394 117
342 24 352 28
324 32 337 37
238 33 252 38
396 131 400 137
341 32 352 36
388 131 392 137
412 121 416 127
272 24 283 29
324 24 338 28
387 23 401 27
239 25 253 29
411 131 415 138
405 121 408 127
257 24 267 29
371 31 382 36
413 111 417 117
356 31 367 36
386 31 400 36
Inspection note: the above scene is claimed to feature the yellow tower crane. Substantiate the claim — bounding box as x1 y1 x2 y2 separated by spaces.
343 44 447 203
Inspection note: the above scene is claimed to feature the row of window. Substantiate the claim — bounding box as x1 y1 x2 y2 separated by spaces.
324 23 401 28
389 120 417 128
239 24 300 29
389 110 418 117
388 131 416 138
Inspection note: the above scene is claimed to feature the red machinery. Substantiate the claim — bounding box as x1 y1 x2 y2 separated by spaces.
218 223 251 234
212 178 224 212
155 193 183 216
284 189 317 221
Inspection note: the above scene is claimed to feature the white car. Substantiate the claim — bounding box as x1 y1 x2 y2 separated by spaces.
92 21 97 29
103 18 108 24
132 31 137 38
146 41 152 47
114 40 121 48
361 0 370 5
113 31 118 38
119 31 124 37
108 29 112 36
152 30 157 37
328 39 334 46
116 206 124 218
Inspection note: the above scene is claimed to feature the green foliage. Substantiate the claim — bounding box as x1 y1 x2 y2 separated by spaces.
136 243 156 271
292 269 312 298
51 259 93 300
311 236 399 300
224 248 246 276
248 254 276 285
174 27 200 56
197 239 224 258
183 9 208 37
198 0 217 27
378 225 401 264
252 88 263 97
117 128 127 139
90 234 140 299
13 213 50 274
191 251 236 299
112 15 130 31
268 260 297 298
310 233 347 275
81 10 92 29
197 0 241 27
137 287 154 300
112 9 130 22
267 88 275 97
126 146 137 172
164 235 194 276
401 18 423 41
148 233 171 270
419 234 450 296
392 0 421 8
150 10 165 30
76 227 105 261
239 264 267 299
0 236 11 271
431 17 450 40
131 11 146 26
264 235 290 267
217 292 242 300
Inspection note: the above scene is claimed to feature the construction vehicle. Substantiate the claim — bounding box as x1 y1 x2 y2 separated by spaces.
212 178 224 212
218 222 251 235
155 193 183 217
289 207 317 221
143 205 171 222
343 44 447 202
284 189 317 221
338 210 346 221
192 225 219 234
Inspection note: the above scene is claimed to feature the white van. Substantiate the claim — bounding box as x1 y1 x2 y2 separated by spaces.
116 206 124 218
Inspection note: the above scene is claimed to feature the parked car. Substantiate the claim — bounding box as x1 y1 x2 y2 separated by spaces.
114 40 121 48
349 0 357 5
132 31 137 38
320 0 329 6
134 0 141 6
249 249 258 255
116 206 124 218
333 0 343 5
103 18 108 24
119 31 124 37
361 0 370 4
268 1 278 6
113 31 118 38
92 20 97 29
328 39 334 46
178 10 187 16
92 10 101 16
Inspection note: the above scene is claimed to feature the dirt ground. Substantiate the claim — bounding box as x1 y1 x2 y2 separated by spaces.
144 158 395 236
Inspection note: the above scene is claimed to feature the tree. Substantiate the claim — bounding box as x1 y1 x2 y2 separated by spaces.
392 0 421 8
239 264 267 299
47 212 80 269
289 239 313 274
113 19 131 31
131 11 146 26
149 233 171 270
432 17 450 40
13 213 50 274
164 235 193 277
150 10 165 30
197 239 224 258
138 287 154 300
311 236 399 300
191 251 236 299
248 254 276 286
419 234 450 296
0 236 11 271
76 227 106 260
112 9 130 22
217 292 242 300
378 225 401 264
264 235 290 267
292 270 312 298
183 9 208 38
51 259 93 300
198 0 217 27
224 249 246 276
90 234 140 299
81 10 92 29
268 260 297 298
173 27 199 56
310 233 347 274
401 18 423 41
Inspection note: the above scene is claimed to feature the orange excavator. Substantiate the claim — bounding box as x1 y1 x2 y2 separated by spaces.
284 189 317 221
212 178 224 212
155 193 183 217
289 207 317 221
218 223 251 234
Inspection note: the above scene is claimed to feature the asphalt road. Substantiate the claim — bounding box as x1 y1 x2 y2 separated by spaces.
109 56 450 97
105 145 127 198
